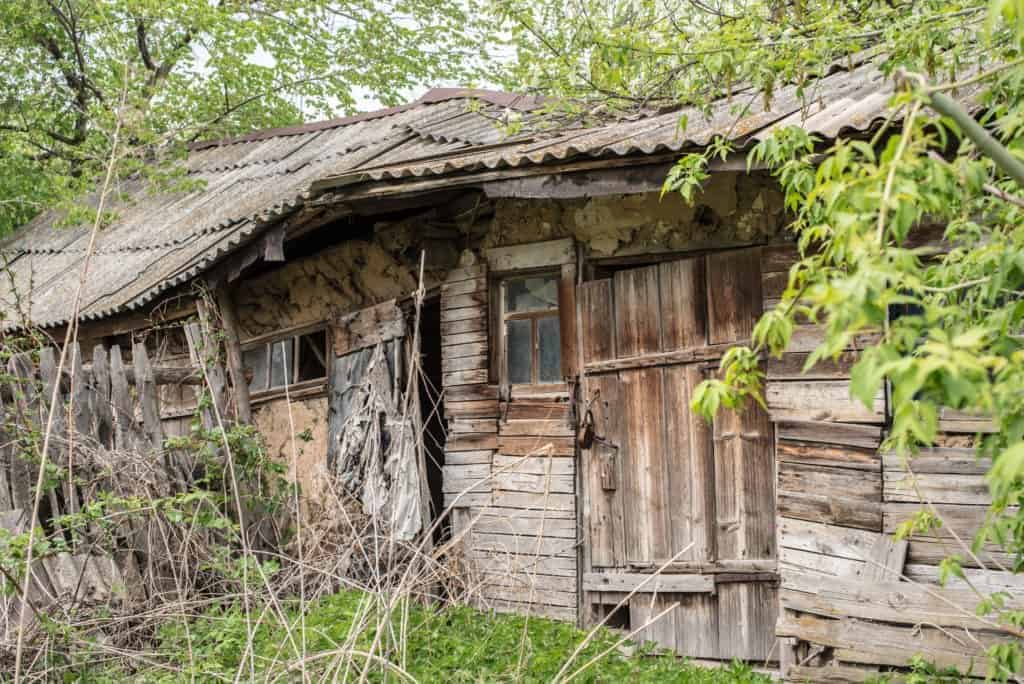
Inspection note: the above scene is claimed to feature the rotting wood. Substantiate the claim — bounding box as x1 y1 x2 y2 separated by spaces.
776 420 882 449
333 299 406 357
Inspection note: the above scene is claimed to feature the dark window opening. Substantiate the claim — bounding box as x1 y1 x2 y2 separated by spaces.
242 327 329 394
594 602 631 631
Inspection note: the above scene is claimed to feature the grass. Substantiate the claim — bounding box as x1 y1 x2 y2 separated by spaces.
85 590 773 682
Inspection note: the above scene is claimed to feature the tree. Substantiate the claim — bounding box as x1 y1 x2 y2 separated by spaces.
0 0 495 234
489 0 1024 676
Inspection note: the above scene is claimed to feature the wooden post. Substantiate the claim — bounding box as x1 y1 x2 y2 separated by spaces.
91 344 113 449
36 349 67 534
108 346 134 452
212 287 252 424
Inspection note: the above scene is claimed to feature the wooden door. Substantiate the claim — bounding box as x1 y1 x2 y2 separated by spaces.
578 248 777 661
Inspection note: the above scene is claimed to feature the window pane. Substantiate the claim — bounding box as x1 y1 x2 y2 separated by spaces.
538 316 562 383
297 330 328 382
506 275 559 313
269 338 295 388
243 346 268 392
506 319 532 384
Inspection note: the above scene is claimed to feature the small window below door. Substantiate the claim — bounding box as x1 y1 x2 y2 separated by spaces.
498 273 562 385
242 328 329 395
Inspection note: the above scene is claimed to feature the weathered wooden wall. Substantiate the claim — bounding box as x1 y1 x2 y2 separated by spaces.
762 244 1023 681
441 262 578 621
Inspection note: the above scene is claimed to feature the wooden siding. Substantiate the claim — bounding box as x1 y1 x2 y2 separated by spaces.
441 260 578 622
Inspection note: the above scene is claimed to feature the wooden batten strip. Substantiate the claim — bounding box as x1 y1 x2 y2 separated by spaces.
582 573 715 594
484 238 574 272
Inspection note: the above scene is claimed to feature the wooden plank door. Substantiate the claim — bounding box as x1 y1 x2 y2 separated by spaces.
578 248 777 661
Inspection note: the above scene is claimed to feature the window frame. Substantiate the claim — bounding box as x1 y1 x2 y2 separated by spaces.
241 323 330 401
494 269 563 389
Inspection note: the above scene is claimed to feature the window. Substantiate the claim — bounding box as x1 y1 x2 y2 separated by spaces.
243 328 328 393
499 273 562 385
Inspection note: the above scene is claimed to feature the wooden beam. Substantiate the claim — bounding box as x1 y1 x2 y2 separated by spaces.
212 288 252 423
582 572 715 593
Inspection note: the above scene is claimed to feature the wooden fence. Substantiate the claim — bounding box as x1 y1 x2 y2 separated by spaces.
0 340 214 629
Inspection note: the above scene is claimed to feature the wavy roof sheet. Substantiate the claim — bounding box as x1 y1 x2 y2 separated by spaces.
0 61 924 328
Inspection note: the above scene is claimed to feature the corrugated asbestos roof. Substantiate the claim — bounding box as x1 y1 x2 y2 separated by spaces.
0 60 934 328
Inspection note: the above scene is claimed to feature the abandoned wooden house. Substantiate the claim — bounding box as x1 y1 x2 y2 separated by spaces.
1 59 1021 680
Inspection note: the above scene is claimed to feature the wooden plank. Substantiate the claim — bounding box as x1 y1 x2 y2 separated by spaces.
485 238 574 271
478 584 578 608
468 549 577 577
558 262 578 378
442 369 489 387
132 343 164 454
779 461 881 503
777 517 879 561
715 400 775 561
491 491 575 512
630 594 680 652
761 269 788 300
471 532 577 558
444 450 492 466
445 384 498 402
497 435 574 456
658 256 706 351
766 351 860 380
472 513 577 539
776 420 882 449
621 367 670 564
583 342 738 374
717 581 777 660
781 571 1023 629
448 419 497 434
883 470 989 505
881 448 989 475
613 264 661 358
444 491 491 508
786 325 881 353
780 547 864 577
213 286 252 423
777 439 880 471
855 535 908 582
706 247 762 344
778 491 882 531
493 454 574 476
441 316 487 336
493 470 574 494
444 263 485 283
441 342 487 360
108 346 134 452
498 419 572 437
441 305 486 324
778 612 1003 677
441 291 487 311
767 380 884 423
504 401 569 421
441 276 486 297
583 373 626 568
786 665 877 683
442 354 488 374
332 299 405 356
445 399 499 419
484 596 576 621
90 345 113 449
37 348 68 528
579 278 615 364
446 433 498 452
582 572 714 593
442 330 488 347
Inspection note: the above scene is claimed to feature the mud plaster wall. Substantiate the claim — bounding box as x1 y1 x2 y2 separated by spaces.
479 171 786 255
253 396 330 508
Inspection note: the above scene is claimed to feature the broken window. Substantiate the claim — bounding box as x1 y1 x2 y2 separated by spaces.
242 328 329 394
499 273 561 385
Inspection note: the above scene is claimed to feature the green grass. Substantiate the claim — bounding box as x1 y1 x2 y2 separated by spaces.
89 591 772 682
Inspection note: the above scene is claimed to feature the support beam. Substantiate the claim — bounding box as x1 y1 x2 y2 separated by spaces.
212 288 252 424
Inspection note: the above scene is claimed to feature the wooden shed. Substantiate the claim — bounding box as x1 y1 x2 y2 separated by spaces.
2 70 1021 679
